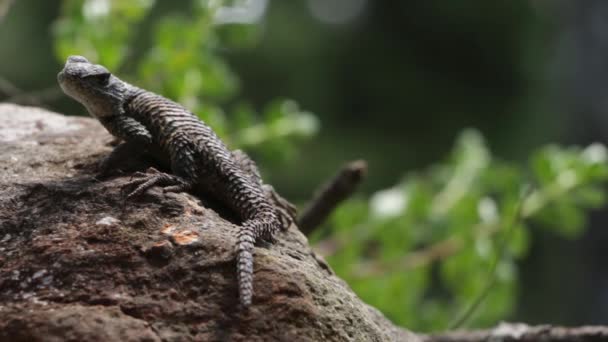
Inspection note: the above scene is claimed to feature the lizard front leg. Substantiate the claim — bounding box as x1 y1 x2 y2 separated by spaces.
97 141 145 178
99 114 153 146
97 115 154 177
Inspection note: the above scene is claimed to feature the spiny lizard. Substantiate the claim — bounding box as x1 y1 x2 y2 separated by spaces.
57 55 296 307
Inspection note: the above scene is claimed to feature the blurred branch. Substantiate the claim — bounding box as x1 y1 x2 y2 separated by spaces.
449 186 530 329
7 87 63 105
213 0 268 25
323 163 593 278
235 108 319 148
0 76 62 107
0 0 14 22
423 323 608 342
116 0 185 75
298 160 367 235
353 237 464 278
351 191 530 279
0 76 21 97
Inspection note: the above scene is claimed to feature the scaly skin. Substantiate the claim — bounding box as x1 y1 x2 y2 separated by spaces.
58 55 296 307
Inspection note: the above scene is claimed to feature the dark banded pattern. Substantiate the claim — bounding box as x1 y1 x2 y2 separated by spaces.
58 55 294 308
125 88 282 307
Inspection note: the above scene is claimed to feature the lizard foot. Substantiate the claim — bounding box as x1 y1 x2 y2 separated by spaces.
123 167 192 198
256 232 278 245
264 184 297 231
276 207 295 232
255 223 279 245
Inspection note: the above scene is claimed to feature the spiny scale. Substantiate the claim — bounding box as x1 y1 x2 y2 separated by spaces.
127 90 283 307
57 56 295 307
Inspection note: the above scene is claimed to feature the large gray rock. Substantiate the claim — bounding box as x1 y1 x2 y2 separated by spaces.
0 104 417 342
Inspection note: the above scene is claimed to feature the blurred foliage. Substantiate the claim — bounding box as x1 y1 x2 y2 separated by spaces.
314 130 608 330
48 0 608 333
52 0 318 165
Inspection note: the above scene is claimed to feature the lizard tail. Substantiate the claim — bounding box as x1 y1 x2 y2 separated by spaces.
236 214 278 307
236 223 256 307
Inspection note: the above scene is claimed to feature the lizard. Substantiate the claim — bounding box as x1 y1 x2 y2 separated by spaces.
57 55 296 308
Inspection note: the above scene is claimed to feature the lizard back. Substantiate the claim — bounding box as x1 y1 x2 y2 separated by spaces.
126 89 274 222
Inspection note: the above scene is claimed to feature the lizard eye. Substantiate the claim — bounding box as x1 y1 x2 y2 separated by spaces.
85 72 111 85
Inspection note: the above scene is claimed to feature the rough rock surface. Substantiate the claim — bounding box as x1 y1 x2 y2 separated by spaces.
0 104 418 342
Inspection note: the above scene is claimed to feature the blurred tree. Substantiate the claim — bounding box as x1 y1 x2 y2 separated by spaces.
315 130 608 329
1 0 608 333
226 0 556 198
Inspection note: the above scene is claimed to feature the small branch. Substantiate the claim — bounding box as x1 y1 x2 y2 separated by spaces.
0 76 23 98
423 322 608 342
0 0 14 22
336 220 499 278
0 76 61 107
0 78 63 107
324 205 513 278
449 187 531 329
298 160 367 235
352 237 463 278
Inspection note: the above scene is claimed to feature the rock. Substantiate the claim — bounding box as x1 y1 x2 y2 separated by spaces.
0 104 418 342
0 304 160 342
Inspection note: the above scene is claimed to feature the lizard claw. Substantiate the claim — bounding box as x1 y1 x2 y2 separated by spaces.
123 176 160 198
254 223 279 244
256 231 277 245
276 207 294 231
130 167 161 179
122 168 190 198
163 184 192 193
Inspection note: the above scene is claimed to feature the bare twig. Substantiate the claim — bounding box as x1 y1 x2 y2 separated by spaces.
0 76 63 107
5 86 63 106
0 0 14 22
352 236 463 278
0 76 22 97
298 160 367 235
423 322 608 342
449 186 532 329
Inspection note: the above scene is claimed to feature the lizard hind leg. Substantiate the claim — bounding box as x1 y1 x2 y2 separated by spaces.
123 167 193 198
232 149 297 230
263 184 297 231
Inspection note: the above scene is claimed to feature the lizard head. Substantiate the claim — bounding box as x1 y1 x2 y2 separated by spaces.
57 55 128 118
